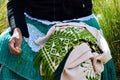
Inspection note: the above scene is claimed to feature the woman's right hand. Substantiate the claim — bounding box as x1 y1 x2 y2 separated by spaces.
9 28 22 55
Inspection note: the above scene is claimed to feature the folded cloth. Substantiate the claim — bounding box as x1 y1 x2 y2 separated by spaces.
61 43 99 80
35 22 112 80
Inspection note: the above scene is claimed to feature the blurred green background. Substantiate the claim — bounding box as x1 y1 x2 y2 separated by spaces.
93 0 120 79
0 0 120 79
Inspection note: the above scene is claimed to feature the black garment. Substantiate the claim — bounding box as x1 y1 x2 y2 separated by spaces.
7 0 92 37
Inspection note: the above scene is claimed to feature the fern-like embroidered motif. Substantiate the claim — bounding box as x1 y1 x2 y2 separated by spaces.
34 27 101 80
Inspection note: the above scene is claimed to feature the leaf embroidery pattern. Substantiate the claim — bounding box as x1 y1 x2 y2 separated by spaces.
34 27 101 80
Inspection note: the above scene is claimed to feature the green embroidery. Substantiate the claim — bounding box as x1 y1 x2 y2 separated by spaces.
81 60 100 80
34 27 101 80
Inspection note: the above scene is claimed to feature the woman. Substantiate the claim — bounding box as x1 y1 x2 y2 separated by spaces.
0 0 117 80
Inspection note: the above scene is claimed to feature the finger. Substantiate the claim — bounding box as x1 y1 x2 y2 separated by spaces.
15 38 22 48
15 37 22 54
15 37 22 53
16 46 22 54
9 38 20 54
9 39 17 53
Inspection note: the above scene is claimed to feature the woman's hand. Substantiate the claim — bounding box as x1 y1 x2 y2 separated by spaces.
9 28 22 55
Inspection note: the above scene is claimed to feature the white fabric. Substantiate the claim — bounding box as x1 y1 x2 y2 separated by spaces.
35 22 112 80
24 23 45 52
61 43 98 80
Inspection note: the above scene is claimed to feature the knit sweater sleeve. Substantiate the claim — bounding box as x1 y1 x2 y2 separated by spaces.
7 0 29 37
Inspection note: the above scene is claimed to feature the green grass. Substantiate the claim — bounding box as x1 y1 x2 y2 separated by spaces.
0 0 120 79
93 0 120 78
0 0 8 34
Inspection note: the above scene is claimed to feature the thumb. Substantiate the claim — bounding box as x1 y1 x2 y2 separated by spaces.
15 38 22 54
